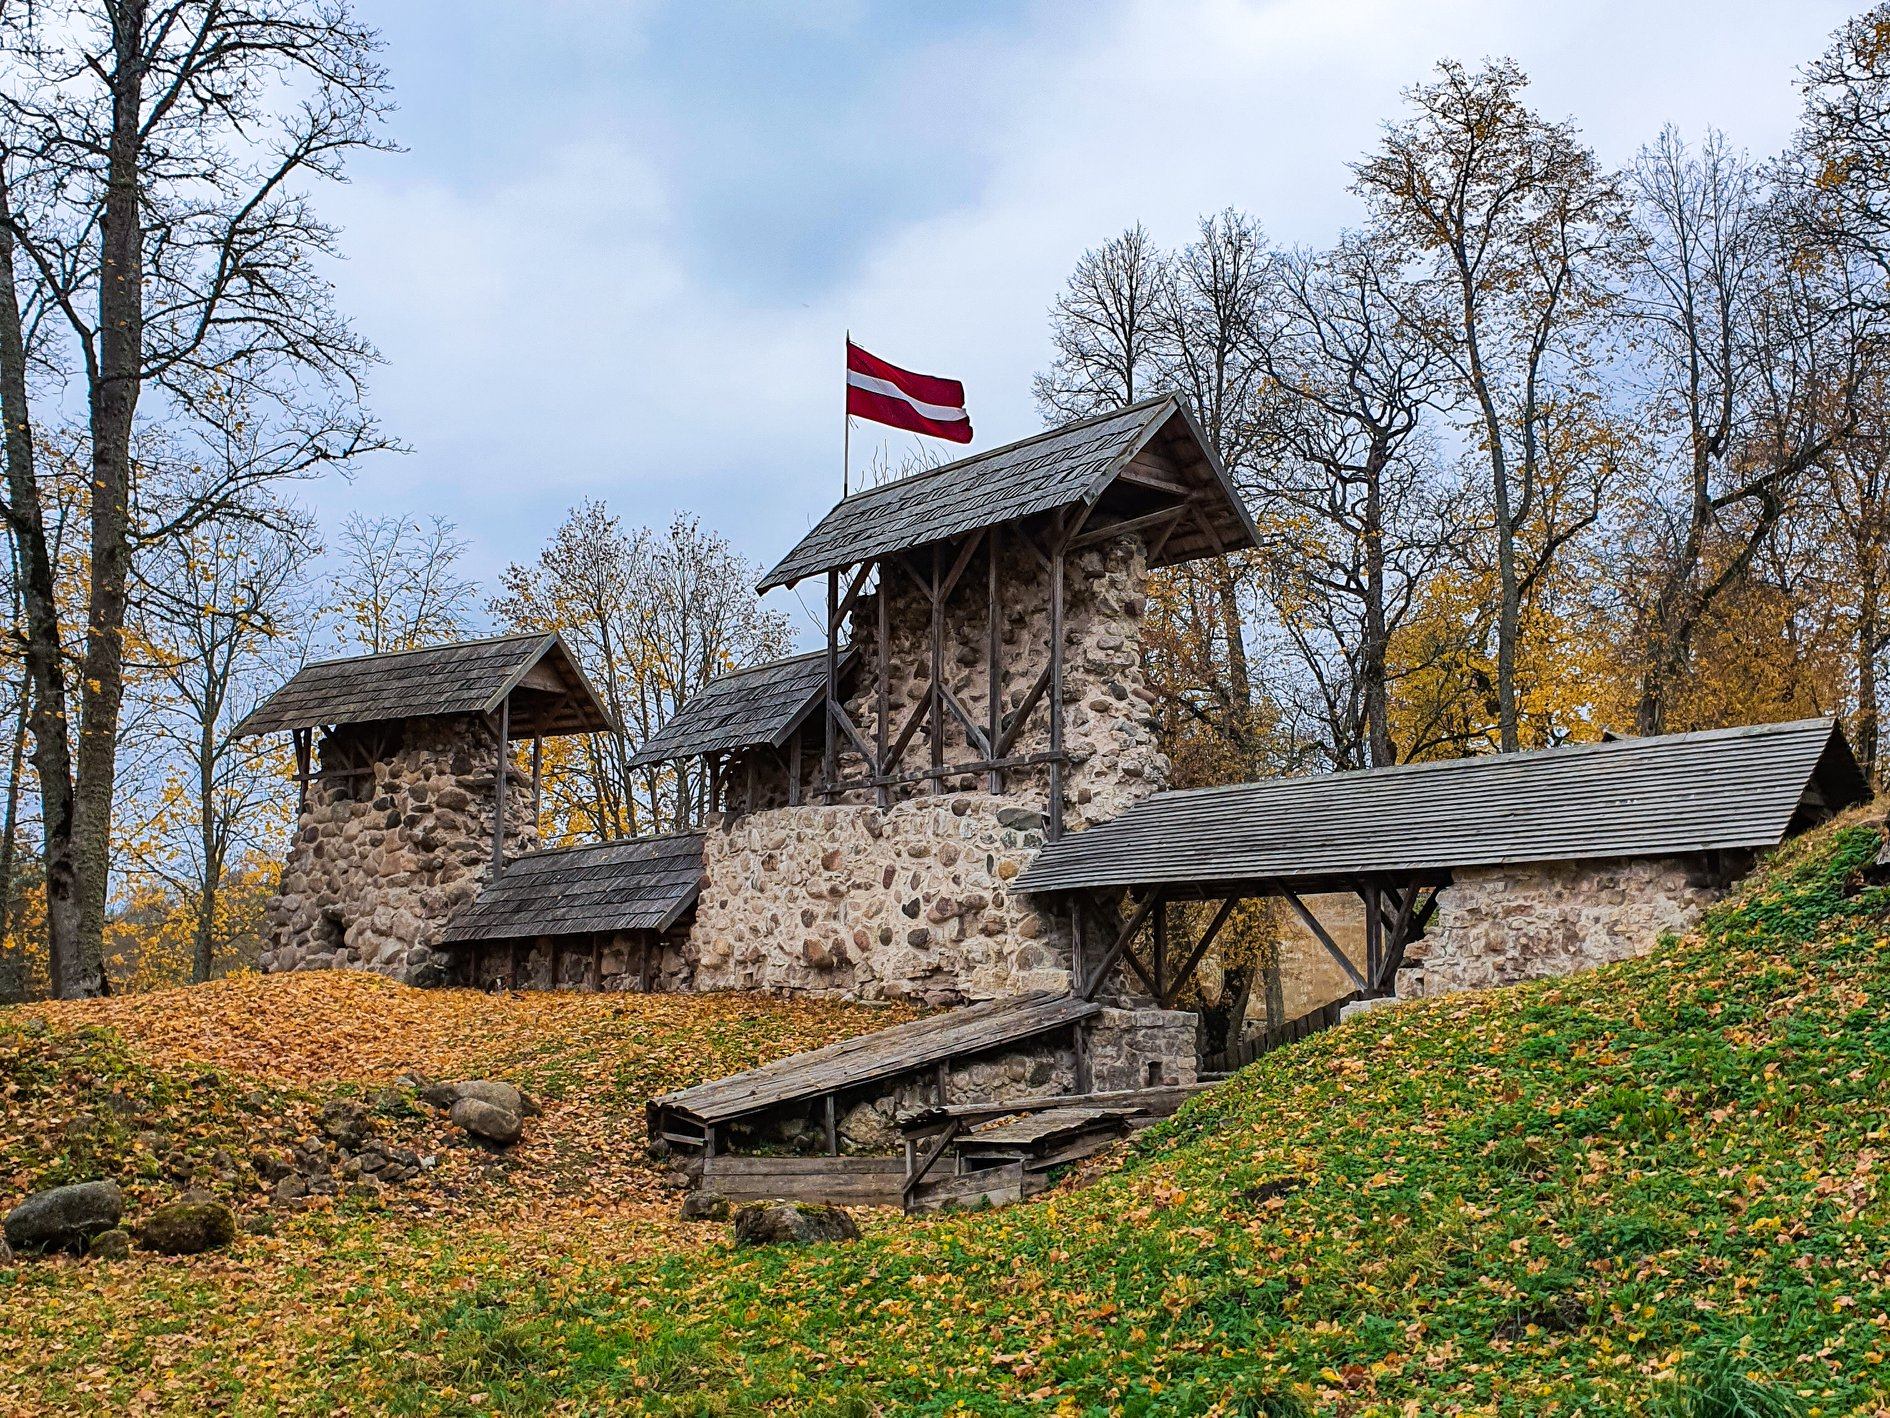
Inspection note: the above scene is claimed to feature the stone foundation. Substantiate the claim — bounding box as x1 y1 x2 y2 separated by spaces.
456 929 693 993
1396 854 1734 999
691 794 1067 1004
263 716 537 983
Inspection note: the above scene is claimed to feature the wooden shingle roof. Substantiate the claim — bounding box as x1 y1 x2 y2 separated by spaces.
233 632 616 738
758 395 1258 591
440 832 704 944
648 991 1101 1128
1017 718 1870 897
626 650 854 768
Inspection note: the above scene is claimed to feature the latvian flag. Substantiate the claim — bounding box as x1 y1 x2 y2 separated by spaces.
846 341 973 444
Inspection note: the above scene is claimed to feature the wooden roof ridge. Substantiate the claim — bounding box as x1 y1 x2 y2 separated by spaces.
821 391 1181 511
233 629 619 739
291 629 550 674
1015 716 1868 897
505 829 705 865
1146 716 1854 807
625 646 857 768
757 394 1257 591
439 828 705 943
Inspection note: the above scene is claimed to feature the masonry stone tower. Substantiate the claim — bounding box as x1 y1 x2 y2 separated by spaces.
630 394 1259 1005
234 633 615 984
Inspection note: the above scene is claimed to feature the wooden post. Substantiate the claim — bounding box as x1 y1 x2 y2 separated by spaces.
986 526 1002 793
935 1060 949 1106
492 696 510 879
1152 896 1168 1005
641 935 652 992
876 559 891 808
1072 1018 1091 1094
788 732 802 807
823 1094 838 1156
824 568 840 801
530 734 543 830
1047 532 1067 840
293 728 311 814
1362 884 1383 995
508 941 521 991
928 543 945 794
591 938 602 992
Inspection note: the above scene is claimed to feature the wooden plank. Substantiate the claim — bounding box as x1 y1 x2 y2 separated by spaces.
898 1083 1213 1134
908 1161 1025 1214
702 1155 907 1207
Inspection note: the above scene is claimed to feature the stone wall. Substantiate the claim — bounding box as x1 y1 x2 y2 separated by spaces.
263 715 537 984
1395 854 1733 999
690 794 1065 1005
459 927 692 993
761 530 1169 830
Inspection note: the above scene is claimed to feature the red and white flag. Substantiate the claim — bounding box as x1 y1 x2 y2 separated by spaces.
845 340 972 444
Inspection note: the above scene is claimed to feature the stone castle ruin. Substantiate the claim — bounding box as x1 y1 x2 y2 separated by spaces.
238 394 1871 1204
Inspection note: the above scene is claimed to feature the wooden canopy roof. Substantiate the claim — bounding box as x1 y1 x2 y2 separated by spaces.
233 632 617 739
440 832 704 944
758 395 1259 591
626 649 855 769
1017 718 1869 898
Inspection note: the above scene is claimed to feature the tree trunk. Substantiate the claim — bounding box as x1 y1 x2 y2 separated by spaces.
0 671 29 1004
1859 581 1882 789
66 4 150 996
1362 450 1394 767
0 158 84 995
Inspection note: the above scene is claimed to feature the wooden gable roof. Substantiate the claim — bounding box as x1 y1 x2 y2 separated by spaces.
1017 718 1870 897
758 395 1258 591
233 632 617 739
626 649 855 768
440 832 704 944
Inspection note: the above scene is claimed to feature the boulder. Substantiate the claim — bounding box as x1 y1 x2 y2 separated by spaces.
414 1080 459 1111
140 1201 237 1256
449 1097 522 1146
731 1201 860 1247
86 1228 132 1261
4 1180 125 1255
452 1080 523 1116
679 1192 731 1222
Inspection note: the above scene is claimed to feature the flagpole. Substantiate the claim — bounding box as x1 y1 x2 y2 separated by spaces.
842 330 851 498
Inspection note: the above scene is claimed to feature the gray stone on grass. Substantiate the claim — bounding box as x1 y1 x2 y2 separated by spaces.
451 1080 522 1116
449 1096 522 1146
4 1180 125 1255
86 1228 131 1261
140 1201 237 1256
679 1192 730 1222
731 1201 860 1247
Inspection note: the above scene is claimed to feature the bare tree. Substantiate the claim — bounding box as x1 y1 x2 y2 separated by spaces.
133 506 311 982
1033 223 1170 421
1250 237 1456 768
0 0 394 995
332 513 477 655
1354 58 1626 751
492 504 791 838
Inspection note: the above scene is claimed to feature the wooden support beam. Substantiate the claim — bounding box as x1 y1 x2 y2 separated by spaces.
1072 1018 1091 1094
902 1120 961 1199
829 562 873 635
1066 504 1190 554
591 938 602 992
1152 897 1168 1006
823 569 840 802
1047 531 1066 840
293 728 311 813
1281 890 1368 993
939 681 994 758
876 558 891 808
929 542 945 794
986 526 1003 793
530 734 543 829
1162 896 1239 1009
824 1093 839 1156
788 731 803 807
492 696 510 878
995 660 1053 756
1080 890 1162 1000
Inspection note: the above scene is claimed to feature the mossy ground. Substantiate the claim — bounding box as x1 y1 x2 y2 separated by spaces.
3 817 1888 1415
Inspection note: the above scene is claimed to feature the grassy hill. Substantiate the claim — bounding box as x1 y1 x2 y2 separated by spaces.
3 815 1888 1415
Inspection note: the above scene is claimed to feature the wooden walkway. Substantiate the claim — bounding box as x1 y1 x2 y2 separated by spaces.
648 990 1101 1150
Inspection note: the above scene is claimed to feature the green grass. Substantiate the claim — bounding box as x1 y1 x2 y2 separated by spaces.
4 817 1889 1415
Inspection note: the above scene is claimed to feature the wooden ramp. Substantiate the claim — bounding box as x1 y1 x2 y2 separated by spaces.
648 990 1102 1151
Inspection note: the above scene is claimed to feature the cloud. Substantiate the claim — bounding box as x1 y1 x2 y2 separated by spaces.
306 0 1856 644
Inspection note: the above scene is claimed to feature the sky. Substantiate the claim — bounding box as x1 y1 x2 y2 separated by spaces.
307 0 1862 645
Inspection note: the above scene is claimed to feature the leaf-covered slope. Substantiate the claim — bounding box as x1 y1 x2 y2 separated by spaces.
410 817 1890 1416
